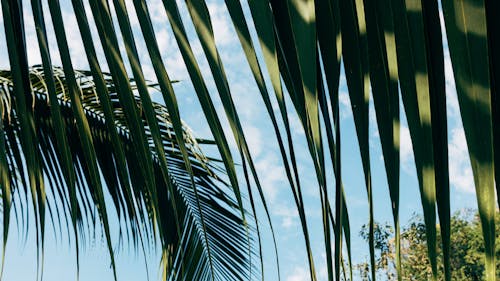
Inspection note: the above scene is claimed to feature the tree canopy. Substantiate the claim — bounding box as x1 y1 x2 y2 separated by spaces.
358 211 500 280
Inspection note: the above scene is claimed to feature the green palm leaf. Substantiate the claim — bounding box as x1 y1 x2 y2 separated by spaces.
0 66 251 281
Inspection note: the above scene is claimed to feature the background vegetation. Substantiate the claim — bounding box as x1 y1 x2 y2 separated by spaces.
357 211 500 280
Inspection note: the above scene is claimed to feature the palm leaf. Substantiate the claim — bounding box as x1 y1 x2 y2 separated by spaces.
0 66 251 281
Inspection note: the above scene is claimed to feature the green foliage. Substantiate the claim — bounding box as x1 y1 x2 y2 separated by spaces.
0 66 250 280
358 210 500 280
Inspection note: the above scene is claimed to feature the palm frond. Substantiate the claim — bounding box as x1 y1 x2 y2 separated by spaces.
1 0 499 280
0 66 251 281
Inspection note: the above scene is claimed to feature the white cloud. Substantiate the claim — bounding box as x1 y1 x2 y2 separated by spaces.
22 3 41 65
245 125 263 157
220 117 238 152
61 11 92 69
273 203 298 229
286 266 309 281
285 256 329 281
19 0 101 70
231 80 262 119
438 8 475 194
448 127 474 193
155 28 174 57
400 125 414 173
146 0 170 26
444 50 460 120
207 2 236 46
317 263 328 281
289 114 305 136
368 97 378 141
339 90 353 120
439 8 461 122
125 0 140 28
347 195 369 208
398 115 474 194
220 122 263 158
255 153 286 202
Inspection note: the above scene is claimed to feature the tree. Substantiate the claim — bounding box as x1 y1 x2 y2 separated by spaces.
358 211 500 280
1 0 500 280
358 223 397 281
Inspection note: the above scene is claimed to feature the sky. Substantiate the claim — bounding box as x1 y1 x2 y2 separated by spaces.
0 0 484 280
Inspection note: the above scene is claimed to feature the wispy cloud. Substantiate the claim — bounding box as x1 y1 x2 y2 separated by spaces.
207 2 237 46
289 114 305 136
286 266 309 281
255 153 287 202
273 203 298 229
400 124 415 174
244 125 263 157
339 90 353 120
448 127 474 193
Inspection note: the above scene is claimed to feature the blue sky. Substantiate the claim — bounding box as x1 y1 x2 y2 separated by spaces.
0 0 484 280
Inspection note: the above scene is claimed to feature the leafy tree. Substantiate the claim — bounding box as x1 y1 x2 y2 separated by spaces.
358 210 500 280
358 223 397 280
